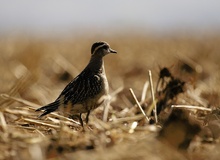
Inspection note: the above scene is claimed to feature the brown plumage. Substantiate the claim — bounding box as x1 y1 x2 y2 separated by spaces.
36 41 117 126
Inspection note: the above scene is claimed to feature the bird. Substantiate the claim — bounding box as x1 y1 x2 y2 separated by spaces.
36 41 117 127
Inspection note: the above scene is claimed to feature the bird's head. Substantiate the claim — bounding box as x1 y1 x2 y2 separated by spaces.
91 41 117 57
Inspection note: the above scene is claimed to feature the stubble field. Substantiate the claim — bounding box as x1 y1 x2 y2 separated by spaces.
0 34 220 159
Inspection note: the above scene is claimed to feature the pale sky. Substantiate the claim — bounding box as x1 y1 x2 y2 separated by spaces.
0 0 220 35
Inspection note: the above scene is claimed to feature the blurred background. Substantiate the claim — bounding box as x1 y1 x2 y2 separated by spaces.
1 0 220 99
0 0 220 36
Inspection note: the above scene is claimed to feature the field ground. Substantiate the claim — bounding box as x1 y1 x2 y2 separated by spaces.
0 34 220 159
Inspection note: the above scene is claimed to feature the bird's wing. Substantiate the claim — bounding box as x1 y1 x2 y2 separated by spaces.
57 72 103 105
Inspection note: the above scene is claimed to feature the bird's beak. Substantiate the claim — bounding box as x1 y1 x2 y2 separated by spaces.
109 48 117 54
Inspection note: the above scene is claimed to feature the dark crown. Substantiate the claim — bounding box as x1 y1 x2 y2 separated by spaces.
91 41 109 54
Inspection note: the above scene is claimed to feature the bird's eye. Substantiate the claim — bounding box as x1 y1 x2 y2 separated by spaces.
103 45 108 50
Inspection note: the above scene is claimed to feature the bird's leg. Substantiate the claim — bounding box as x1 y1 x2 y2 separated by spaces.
78 113 84 127
70 115 83 127
85 111 90 124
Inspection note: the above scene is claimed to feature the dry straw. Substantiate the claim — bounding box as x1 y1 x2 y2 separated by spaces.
0 36 219 159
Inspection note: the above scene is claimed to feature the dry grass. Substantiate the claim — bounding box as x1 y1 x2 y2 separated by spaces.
0 34 220 159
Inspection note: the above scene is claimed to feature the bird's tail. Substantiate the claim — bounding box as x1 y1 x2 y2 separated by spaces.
36 101 60 117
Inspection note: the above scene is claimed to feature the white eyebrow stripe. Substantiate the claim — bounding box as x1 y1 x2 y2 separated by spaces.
92 44 107 54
